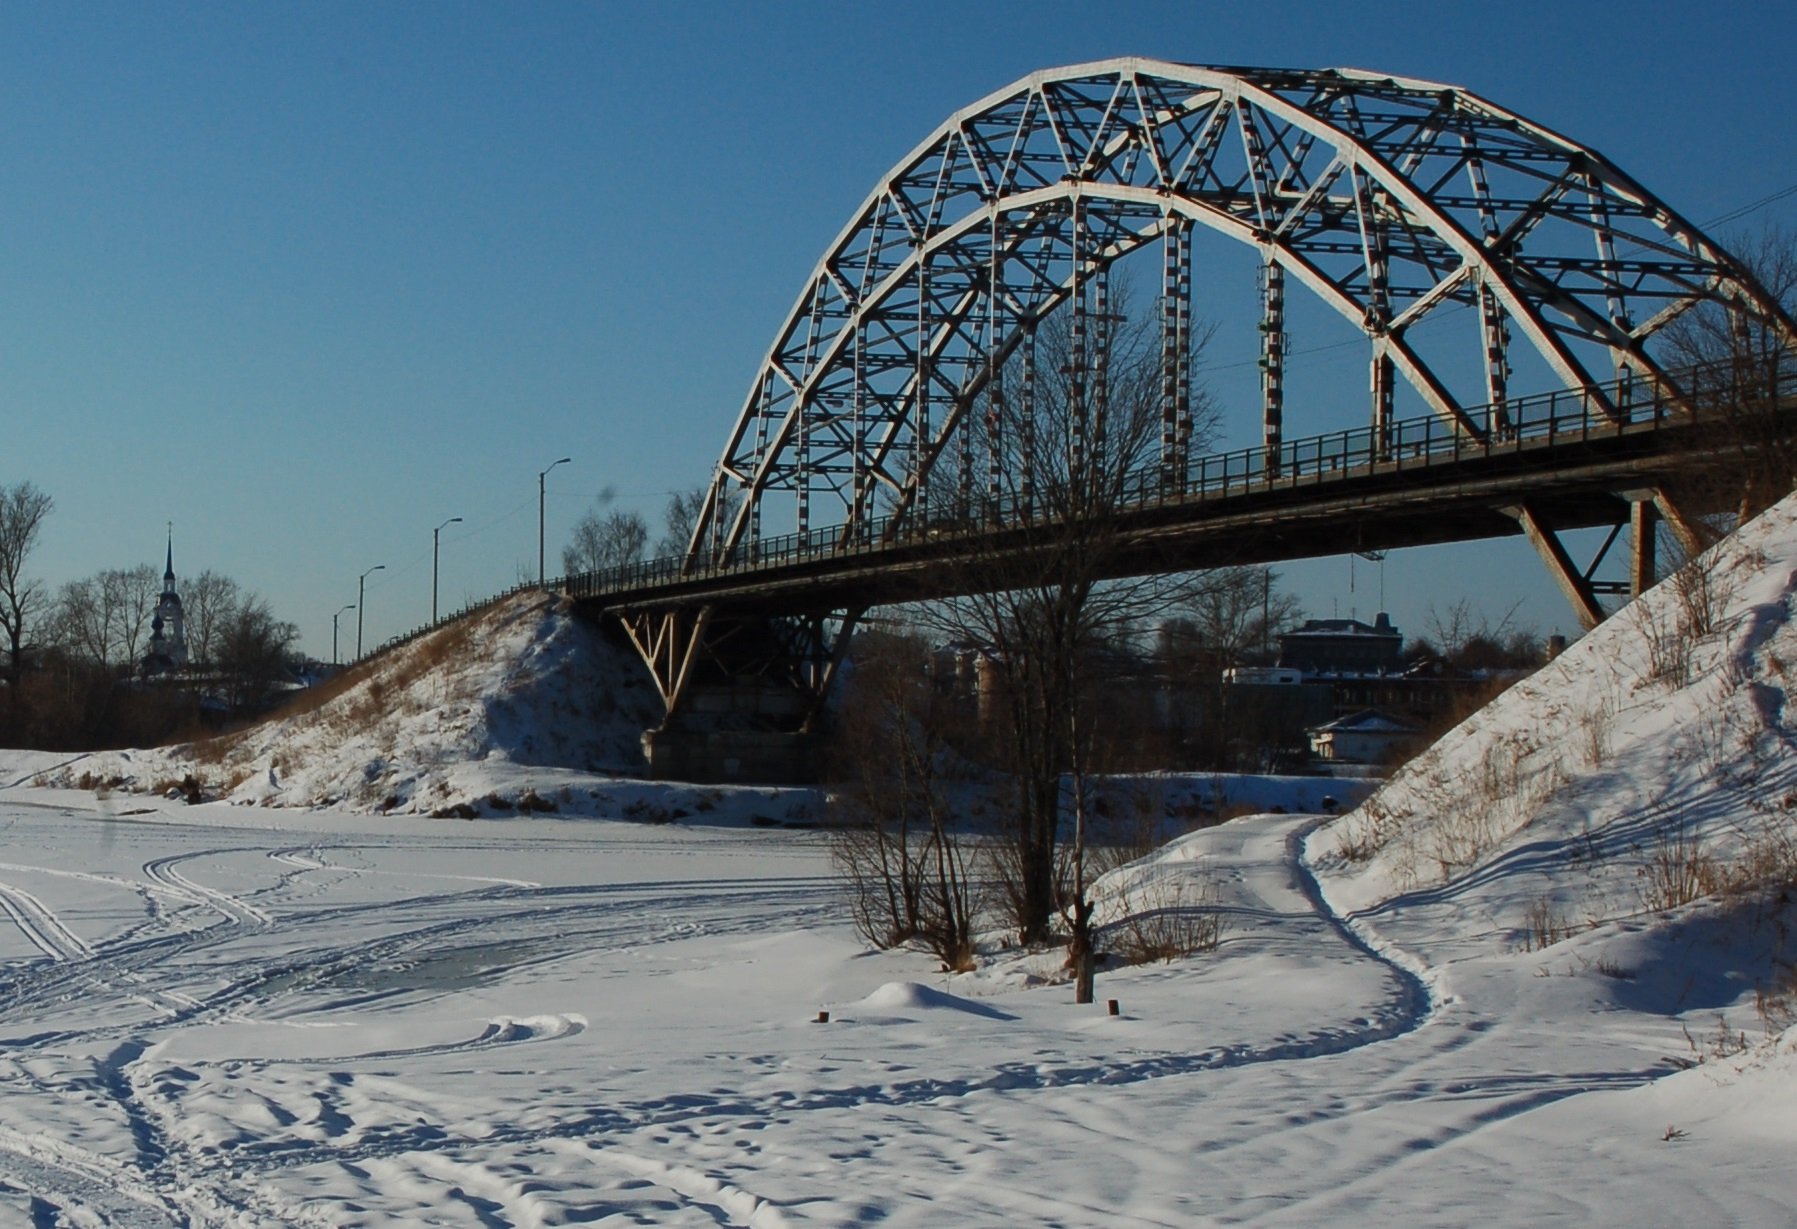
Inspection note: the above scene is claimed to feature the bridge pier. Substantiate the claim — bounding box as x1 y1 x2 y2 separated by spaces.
614 605 859 784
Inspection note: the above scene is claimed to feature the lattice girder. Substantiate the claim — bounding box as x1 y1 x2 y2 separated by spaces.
691 58 1797 568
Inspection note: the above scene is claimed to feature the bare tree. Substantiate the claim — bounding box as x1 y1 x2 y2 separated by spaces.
915 293 1218 999
107 566 161 669
826 631 977 970
1425 596 1526 668
658 484 741 558
1660 223 1797 520
213 596 299 710
1163 566 1303 667
1156 566 1304 769
182 570 241 666
47 576 118 669
0 482 53 686
657 487 708 558
47 566 165 673
562 509 649 575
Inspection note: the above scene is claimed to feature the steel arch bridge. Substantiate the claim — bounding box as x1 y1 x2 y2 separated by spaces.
692 57 1792 564
567 59 1795 780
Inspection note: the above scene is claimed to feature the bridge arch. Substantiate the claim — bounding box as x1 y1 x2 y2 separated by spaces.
692 57 1795 567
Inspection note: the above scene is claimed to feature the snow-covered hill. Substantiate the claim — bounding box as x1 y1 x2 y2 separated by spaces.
57 591 672 813
1294 494 1797 1160
1316 494 1797 938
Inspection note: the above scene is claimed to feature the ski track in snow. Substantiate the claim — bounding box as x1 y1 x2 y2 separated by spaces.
142 850 274 927
0 795 1764 1224
0 877 92 963
0 810 1456 1226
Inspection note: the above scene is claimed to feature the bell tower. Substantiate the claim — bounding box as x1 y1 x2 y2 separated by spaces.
145 526 188 672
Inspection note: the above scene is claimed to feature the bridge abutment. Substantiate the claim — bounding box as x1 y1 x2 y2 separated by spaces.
605 606 858 784
641 724 821 785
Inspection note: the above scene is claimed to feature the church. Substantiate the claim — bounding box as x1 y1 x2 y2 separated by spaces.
142 532 189 675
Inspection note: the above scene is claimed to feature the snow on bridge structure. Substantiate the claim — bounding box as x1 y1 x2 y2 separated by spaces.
555 58 1796 781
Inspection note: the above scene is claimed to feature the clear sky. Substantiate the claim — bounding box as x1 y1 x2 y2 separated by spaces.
4 1 1794 657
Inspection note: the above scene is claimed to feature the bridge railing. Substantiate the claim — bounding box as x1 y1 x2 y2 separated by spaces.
560 357 1791 604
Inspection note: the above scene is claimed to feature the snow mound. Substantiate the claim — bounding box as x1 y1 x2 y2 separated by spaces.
859 982 1016 1020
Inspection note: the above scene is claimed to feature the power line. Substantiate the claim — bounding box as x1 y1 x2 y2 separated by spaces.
1701 181 1797 230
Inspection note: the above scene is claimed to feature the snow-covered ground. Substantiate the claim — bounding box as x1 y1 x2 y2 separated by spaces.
1 500 1795 1225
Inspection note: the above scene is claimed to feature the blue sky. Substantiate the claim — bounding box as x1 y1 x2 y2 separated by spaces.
4 1 1794 656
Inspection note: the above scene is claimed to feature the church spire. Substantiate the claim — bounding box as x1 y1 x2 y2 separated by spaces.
145 524 188 673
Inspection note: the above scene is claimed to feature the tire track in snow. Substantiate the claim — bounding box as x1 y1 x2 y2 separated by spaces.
0 878 92 962
143 850 273 927
251 1014 589 1068
0 1121 188 1227
1290 814 1435 1034
604 1149 794 1229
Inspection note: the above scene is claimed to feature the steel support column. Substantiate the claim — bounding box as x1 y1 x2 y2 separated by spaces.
1160 219 1186 489
1630 497 1658 598
1651 486 1714 559
1479 276 1512 436
1093 263 1110 467
619 607 716 717
1371 343 1395 459
1261 256 1286 477
1021 322 1037 517
1069 198 1088 479
1506 503 1605 629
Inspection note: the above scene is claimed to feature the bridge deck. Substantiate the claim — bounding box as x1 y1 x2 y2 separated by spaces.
565 377 1780 618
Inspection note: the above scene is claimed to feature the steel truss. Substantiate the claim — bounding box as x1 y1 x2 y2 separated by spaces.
692 58 1796 570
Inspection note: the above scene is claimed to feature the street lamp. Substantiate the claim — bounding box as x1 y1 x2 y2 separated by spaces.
432 516 462 623
332 603 355 666
538 457 571 584
356 564 385 659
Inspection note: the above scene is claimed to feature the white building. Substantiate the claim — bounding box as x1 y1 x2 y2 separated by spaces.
1308 708 1420 764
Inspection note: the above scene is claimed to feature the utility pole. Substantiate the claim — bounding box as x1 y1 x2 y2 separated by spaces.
539 457 571 584
433 517 462 623
357 564 385 659
332 603 355 666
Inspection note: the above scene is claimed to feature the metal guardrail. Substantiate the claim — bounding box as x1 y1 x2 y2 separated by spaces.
356 359 1791 665
563 361 1792 601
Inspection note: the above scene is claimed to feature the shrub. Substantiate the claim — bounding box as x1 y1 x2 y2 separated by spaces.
1521 896 1575 951
1636 822 1723 913
1104 870 1225 964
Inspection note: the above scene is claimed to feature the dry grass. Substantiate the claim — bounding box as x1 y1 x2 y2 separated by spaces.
1521 896 1577 951
1580 694 1616 770
1636 822 1726 913
1104 870 1226 965
1634 550 1737 689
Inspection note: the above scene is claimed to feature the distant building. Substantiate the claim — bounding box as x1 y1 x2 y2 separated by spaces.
1223 666 1303 686
1277 612 1403 676
1309 708 1421 764
143 531 189 675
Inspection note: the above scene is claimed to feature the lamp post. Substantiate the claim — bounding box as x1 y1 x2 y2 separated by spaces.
432 516 462 623
356 564 385 659
539 456 571 584
332 603 355 666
